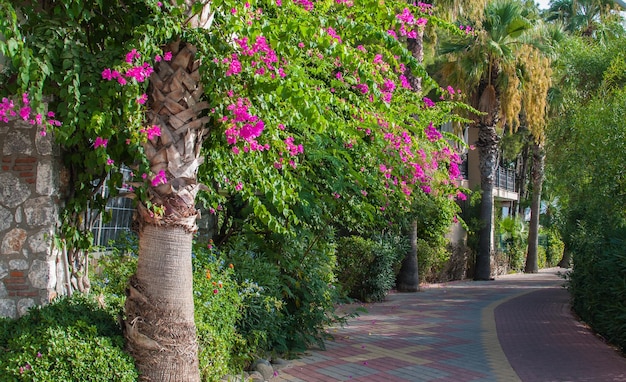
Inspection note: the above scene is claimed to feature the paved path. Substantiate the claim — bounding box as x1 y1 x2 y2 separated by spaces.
273 268 626 381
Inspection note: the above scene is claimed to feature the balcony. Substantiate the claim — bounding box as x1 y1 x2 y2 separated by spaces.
496 166 515 192
495 166 518 201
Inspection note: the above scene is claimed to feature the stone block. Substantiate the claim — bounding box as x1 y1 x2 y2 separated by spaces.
0 173 31 208
28 228 53 256
1 228 27 255
17 298 35 316
0 261 7 279
28 259 55 290
0 282 7 298
0 205 11 232
2 130 32 155
9 259 29 270
24 197 57 226
35 131 53 156
0 298 16 319
36 160 55 196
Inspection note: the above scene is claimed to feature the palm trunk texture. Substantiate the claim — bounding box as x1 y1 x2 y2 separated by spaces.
125 41 208 381
525 142 544 273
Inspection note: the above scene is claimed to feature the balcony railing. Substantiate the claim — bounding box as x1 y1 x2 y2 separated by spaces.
496 166 516 192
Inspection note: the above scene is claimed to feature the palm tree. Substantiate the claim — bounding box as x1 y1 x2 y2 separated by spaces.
519 22 564 273
545 0 619 36
123 6 214 381
438 0 534 280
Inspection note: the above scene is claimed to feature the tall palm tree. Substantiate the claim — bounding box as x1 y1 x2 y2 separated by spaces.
123 6 214 381
438 0 534 280
519 21 564 273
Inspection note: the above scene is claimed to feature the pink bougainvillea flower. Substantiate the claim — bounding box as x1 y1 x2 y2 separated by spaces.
106 158 115 166
136 94 148 104
94 136 108 148
235 182 243 191
422 97 435 108
19 106 30 120
125 49 140 63
163 52 172 61
151 170 168 187
140 125 161 140
327 27 342 43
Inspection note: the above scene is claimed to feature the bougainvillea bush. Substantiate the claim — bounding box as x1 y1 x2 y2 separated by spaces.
1 0 470 247
1 0 473 376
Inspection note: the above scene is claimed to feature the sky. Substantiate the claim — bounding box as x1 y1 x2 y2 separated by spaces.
536 0 551 10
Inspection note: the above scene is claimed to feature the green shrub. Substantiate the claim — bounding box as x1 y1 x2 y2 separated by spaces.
91 232 138 314
498 216 527 272
192 245 246 381
537 245 547 269
569 232 626 353
217 238 285 358
0 294 137 381
417 238 452 283
543 228 564 267
336 234 405 302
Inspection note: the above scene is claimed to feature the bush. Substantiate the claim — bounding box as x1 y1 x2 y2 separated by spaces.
568 231 626 353
0 294 137 381
192 245 246 381
543 228 564 267
336 234 405 302
90 232 138 314
216 238 285 358
498 216 527 272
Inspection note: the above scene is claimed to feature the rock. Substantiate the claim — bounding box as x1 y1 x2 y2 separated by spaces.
252 359 275 381
0 206 11 233
0 173 31 208
0 299 16 319
247 371 265 382
28 259 56 289
1 228 27 255
23 197 57 226
17 298 35 316
271 358 289 370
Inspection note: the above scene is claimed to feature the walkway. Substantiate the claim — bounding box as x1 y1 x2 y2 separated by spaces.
273 268 626 382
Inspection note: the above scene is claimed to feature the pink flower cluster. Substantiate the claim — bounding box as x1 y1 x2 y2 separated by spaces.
140 125 162 140
94 136 108 148
284 136 304 156
151 169 168 187
396 8 428 39
230 35 284 78
425 122 442 142
102 49 170 85
459 25 474 34
326 27 342 44
223 98 268 153
0 93 61 136
294 0 314 11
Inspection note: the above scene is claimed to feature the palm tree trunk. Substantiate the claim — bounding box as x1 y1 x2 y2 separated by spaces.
475 124 500 280
125 225 199 381
124 40 208 381
397 220 419 292
525 142 544 273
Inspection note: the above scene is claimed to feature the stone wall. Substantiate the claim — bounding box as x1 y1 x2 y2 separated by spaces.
0 114 66 318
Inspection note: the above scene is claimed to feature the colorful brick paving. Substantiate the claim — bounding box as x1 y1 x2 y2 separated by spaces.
273 270 567 382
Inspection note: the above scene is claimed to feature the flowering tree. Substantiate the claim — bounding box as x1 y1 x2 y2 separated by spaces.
1 0 468 378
